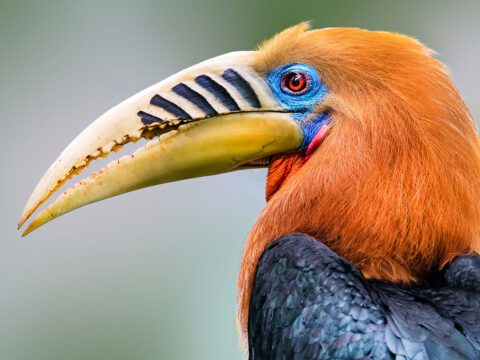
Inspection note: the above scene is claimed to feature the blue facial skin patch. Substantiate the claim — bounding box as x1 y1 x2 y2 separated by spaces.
301 112 330 148
266 63 330 149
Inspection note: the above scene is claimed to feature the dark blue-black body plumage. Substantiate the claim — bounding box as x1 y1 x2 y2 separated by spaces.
248 234 480 359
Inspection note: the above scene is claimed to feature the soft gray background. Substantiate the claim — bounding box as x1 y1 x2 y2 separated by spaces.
1 1 479 359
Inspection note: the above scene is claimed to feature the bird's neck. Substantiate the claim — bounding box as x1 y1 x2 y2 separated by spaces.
237 121 480 339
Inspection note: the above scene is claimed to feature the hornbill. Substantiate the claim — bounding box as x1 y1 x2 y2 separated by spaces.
19 23 480 359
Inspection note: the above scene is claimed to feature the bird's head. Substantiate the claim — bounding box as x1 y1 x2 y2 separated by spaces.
19 23 480 333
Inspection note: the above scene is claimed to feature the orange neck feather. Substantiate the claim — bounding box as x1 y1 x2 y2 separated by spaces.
237 25 480 338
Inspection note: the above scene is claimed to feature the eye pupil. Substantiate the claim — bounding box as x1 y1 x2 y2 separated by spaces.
282 71 309 94
291 76 301 87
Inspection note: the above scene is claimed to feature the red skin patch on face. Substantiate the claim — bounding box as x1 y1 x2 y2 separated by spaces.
266 125 330 201
305 125 330 161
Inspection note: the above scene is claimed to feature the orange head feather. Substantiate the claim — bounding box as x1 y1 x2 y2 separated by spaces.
238 23 480 336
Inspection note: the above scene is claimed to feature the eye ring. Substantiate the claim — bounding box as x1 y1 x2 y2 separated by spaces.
281 71 310 95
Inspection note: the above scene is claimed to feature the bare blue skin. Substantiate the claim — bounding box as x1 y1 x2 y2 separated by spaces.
265 63 330 148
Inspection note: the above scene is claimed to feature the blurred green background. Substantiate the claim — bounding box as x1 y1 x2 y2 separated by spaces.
1 0 479 359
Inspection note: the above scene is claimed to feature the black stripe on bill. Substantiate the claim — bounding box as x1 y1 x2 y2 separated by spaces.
172 83 218 117
137 111 164 125
150 94 192 120
222 69 261 108
195 75 240 111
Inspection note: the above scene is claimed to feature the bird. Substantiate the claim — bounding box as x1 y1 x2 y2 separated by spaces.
18 23 480 359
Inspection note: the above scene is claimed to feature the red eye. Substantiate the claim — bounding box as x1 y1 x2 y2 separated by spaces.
281 71 310 94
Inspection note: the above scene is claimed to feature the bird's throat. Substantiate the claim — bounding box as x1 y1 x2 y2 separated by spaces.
266 152 305 201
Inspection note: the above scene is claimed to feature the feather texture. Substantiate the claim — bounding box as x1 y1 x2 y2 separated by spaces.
248 234 480 359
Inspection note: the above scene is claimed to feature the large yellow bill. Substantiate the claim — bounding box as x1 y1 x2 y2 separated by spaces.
19 51 304 236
